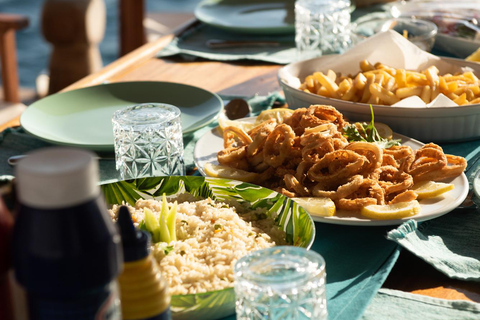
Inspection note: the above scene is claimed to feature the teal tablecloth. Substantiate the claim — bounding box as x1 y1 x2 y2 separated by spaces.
2 90 480 319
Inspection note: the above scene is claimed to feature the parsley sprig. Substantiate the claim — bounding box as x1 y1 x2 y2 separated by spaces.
342 105 401 149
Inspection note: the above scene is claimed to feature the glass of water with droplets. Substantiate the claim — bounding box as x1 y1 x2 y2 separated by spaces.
295 0 353 61
112 103 185 180
234 246 327 320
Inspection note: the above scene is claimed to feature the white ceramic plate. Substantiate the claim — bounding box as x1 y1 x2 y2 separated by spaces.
194 118 468 226
194 0 295 34
21 82 223 152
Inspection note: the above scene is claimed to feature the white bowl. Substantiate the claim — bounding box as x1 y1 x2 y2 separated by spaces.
278 55 480 143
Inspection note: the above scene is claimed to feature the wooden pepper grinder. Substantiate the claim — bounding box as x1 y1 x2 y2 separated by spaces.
41 0 106 94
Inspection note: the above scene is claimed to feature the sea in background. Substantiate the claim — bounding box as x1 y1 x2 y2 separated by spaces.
0 0 202 89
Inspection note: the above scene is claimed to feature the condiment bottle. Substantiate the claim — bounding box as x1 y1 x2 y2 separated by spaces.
12 147 123 320
116 206 171 320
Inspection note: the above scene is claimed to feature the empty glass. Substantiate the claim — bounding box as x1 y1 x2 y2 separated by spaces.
295 0 353 60
112 103 185 180
234 246 327 320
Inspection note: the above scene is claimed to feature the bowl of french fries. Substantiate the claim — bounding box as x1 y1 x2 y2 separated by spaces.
278 31 480 143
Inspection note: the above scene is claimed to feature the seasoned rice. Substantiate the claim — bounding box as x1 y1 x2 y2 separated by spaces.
109 196 286 295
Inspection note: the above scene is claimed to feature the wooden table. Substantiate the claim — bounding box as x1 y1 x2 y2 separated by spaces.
6 15 480 305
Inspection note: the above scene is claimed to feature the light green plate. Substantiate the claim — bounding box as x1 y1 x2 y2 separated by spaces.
101 176 315 320
20 81 223 152
195 0 295 34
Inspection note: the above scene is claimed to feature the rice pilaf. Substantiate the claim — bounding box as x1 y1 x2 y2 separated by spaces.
109 196 286 295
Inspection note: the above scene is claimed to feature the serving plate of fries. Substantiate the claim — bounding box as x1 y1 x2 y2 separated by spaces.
278 31 480 143
193 106 468 226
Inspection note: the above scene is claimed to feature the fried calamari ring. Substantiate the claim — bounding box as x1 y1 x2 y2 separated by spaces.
371 165 413 195
284 174 310 197
217 146 249 171
383 145 415 171
283 108 309 135
345 141 383 174
412 154 467 182
381 153 399 168
263 124 296 168
307 150 367 187
299 105 348 131
223 126 253 149
407 143 447 178
247 119 277 157
335 177 385 211
300 123 338 145
301 139 335 162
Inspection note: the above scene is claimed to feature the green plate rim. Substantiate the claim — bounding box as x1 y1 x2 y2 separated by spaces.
20 81 224 152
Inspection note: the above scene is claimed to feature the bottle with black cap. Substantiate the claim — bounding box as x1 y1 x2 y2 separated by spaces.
117 206 171 320
12 147 123 320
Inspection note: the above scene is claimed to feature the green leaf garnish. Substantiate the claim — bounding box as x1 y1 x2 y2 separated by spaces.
342 105 401 149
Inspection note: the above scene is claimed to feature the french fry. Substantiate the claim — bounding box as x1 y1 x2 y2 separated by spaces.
360 74 375 103
360 60 375 72
354 73 367 90
420 85 431 104
395 86 423 99
369 83 400 105
454 93 468 105
326 69 337 82
314 72 340 98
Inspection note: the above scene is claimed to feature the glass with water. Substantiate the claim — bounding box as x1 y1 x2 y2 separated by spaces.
112 103 185 180
295 0 352 60
234 246 327 320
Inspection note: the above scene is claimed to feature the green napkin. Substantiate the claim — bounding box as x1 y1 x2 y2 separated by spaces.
362 288 480 320
157 23 296 64
387 213 480 282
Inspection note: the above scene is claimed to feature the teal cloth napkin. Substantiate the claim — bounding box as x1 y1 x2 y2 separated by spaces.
387 214 480 282
362 288 480 320
157 23 297 64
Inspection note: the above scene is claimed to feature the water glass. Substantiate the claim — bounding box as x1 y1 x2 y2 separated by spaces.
112 103 185 180
234 246 327 320
295 0 353 60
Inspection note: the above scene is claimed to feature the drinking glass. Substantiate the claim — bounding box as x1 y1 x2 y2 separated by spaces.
295 0 353 60
234 246 327 320
112 103 185 180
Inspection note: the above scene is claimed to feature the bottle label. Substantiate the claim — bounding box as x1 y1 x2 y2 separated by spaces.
28 282 121 320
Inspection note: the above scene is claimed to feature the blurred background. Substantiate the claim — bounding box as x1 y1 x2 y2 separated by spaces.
0 0 202 90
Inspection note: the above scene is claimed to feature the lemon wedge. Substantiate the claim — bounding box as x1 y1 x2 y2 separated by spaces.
254 108 294 125
361 200 421 220
217 113 256 133
292 197 336 217
374 122 393 140
412 181 454 199
204 162 259 183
